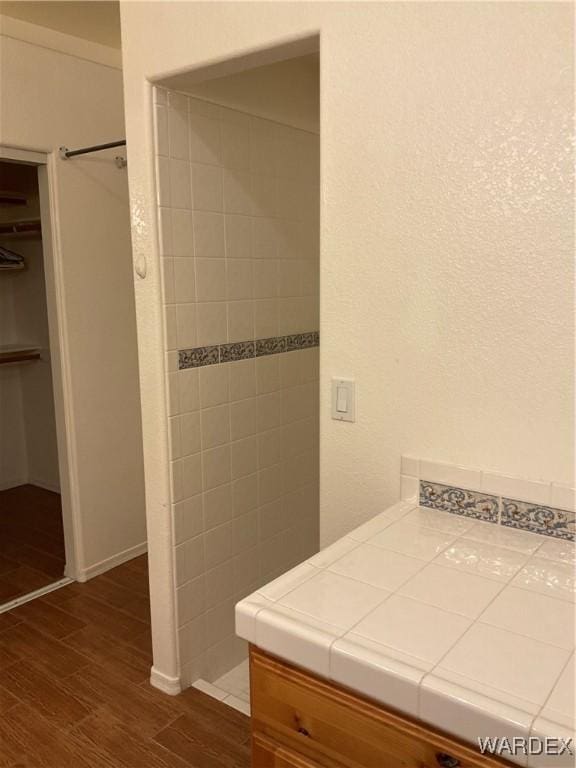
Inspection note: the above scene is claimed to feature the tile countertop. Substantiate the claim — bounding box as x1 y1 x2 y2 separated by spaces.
235 500 576 767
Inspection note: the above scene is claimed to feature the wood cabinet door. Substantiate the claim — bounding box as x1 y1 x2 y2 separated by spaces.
250 646 512 768
253 733 325 768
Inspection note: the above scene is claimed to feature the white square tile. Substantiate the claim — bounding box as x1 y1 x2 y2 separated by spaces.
420 672 536 763
175 534 204 586
225 214 252 259
168 96 189 160
540 655 575 725
465 521 543 554
169 158 191 209
279 571 388 630
329 544 423 592
511 557 575 602
370 521 457 561
205 561 234 607
438 623 570 707
192 679 227 701
235 593 271 642
178 368 200 413
194 211 225 259
352 595 471 664
177 574 205 626
258 563 317 601
173 258 196 303
156 156 170 206
223 695 251 716
199 364 229 408
221 120 250 170
401 456 420 477
479 586 574 650
227 260 253 300
154 104 168 156
201 405 230 451
158 207 172 256
174 494 203 545
253 259 278 299
403 508 476 535
398 563 504 618
435 538 529 582
196 258 227 302
538 539 576 565
180 411 201 457
189 113 222 166
481 473 550 506
232 474 258 518
306 537 360 568
223 169 251 215
529 716 575 768
420 460 482 491
176 303 197 349
255 603 342 678
550 484 575 513
192 164 223 212
347 506 413 543
181 452 202 499
400 475 419 501
228 301 254 343
204 521 233 570
331 634 427 717
171 209 193 258
254 299 284 338
252 173 277 217
252 218 277 260
203 444 231 490
196 302 227 346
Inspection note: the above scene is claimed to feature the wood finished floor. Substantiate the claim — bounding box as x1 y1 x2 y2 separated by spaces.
0 485 66 604
0 554 251 767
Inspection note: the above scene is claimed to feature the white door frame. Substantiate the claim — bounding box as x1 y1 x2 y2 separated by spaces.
0 144 83 581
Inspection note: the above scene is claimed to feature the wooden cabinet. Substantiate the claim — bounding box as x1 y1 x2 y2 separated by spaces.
250 646 511 768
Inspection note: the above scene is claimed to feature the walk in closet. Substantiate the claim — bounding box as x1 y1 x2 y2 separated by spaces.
0 159 65 606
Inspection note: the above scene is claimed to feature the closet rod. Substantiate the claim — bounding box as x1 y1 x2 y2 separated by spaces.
59 140 126 159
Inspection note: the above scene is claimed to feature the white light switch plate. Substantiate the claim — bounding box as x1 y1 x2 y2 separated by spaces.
331 378 355 422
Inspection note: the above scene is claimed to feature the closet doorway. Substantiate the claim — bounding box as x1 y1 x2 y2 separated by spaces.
0 148 73 609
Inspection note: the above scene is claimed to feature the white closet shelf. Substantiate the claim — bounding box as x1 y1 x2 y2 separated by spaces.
0 344 41 365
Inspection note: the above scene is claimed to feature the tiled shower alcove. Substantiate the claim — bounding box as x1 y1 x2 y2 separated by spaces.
153 86 320 685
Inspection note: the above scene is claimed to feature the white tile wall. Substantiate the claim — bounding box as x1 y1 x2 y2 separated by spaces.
153 87 320 684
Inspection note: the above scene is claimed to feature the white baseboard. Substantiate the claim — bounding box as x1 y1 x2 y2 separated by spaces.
150 666 181 696
77 540 148 582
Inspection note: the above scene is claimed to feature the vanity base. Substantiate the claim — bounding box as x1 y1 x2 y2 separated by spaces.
249 645 512 768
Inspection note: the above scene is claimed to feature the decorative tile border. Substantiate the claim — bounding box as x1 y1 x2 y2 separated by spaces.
418 480 575 541
256 337 286 357
179 345 219 369
220 341 255 363
502 499 575 541
179 331 319 370
419 481 499 523
287 332 319 351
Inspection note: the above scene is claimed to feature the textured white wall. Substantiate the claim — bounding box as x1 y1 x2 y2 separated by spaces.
0 28 146 575
120 1 573 682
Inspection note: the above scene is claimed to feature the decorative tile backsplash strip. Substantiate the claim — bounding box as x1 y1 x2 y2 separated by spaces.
502 499 575 541
419 481 499 523
179 332 319 370
418 480 575 541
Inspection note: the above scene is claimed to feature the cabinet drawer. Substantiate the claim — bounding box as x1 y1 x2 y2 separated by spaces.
250 646 510 768
253 733 324 768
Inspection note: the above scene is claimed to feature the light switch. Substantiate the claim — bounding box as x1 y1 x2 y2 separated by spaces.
331 378 355 422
